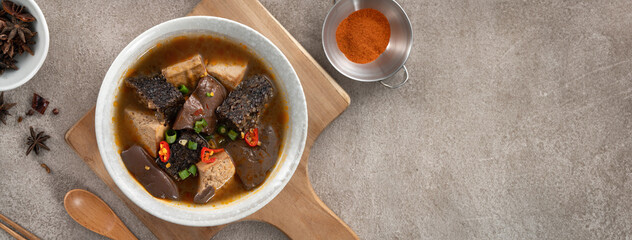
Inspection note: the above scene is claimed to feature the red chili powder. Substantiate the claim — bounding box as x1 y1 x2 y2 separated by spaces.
336 8 391 64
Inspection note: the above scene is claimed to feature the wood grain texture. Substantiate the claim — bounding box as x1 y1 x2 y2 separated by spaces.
0 221 27 240
64 0 354 239
0 213 40 240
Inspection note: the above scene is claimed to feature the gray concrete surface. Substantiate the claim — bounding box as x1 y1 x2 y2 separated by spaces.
1 0 631 239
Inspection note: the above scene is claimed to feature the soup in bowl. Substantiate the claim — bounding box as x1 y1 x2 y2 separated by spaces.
95 16 307 226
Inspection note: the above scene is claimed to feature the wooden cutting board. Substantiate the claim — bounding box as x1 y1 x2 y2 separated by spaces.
65 0 354 239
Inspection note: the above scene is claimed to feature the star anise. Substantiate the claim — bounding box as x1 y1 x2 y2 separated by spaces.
2 1 33 23
13 37 32 55
2 16 32 43
0 54 17 70
0 17 8 31
2 1 22 17
26 126 50 156
0 1 36 76
0 92 16 124
1 40 14 58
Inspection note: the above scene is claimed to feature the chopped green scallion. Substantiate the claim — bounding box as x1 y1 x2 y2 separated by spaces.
178 85 189 95
165 129 177 144
187 141 198 150
227 130 238 141
178 169 190 180
193 119 208 133
217 125 227 134
188 165 197 176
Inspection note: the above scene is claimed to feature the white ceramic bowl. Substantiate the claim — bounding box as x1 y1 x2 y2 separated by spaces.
0 0 49 91
95 16 308 226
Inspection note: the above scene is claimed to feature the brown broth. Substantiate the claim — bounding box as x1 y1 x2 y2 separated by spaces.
113 35 287 205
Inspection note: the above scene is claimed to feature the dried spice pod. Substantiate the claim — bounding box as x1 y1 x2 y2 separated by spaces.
3 16 33 43
15 12 34 22
0 92 16 124
26 126 50 156
40 163 50 173
2 1 23 17
16 39 33 55
31 93 48 114
0 55 17 71
0 0 36 74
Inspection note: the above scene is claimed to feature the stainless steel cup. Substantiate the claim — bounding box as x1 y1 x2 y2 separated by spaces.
323 0 413 88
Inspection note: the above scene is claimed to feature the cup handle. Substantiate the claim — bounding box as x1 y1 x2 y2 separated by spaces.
380 65 409 89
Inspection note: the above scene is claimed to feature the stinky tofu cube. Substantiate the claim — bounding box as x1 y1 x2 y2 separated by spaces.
206 59 248 90
194 151 235 204
162 54 207 89
124 106 167 157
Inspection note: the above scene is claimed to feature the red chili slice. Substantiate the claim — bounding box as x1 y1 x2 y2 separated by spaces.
159 141 170 163
245 128 259 147
201 147 224 163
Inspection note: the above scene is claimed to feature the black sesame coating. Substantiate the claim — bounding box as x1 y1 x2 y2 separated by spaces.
125 74 184 123
216 75 275 132
155 130 208 181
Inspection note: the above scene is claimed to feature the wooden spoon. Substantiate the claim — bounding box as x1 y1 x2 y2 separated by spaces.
64 189 137 240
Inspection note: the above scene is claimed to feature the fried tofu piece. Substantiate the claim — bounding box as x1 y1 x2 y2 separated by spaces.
124 106 167 157
206 59 248 90
194 151 235 204
162 54 207 89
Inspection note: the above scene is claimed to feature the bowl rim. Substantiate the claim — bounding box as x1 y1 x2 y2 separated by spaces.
322 0 413 82
0 0 50 91
95 16 308 226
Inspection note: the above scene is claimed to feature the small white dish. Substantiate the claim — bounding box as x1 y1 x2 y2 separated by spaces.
0 0 50 91
95 16 308 226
